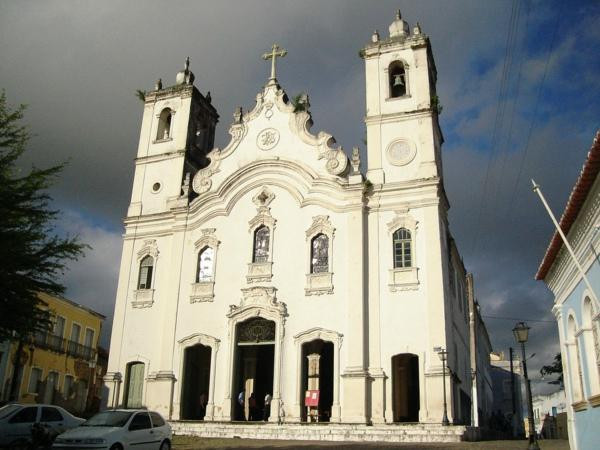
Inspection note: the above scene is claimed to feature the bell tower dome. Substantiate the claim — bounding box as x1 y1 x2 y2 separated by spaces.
361 11 442 185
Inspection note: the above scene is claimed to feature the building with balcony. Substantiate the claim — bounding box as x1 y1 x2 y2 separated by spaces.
0 292 105 416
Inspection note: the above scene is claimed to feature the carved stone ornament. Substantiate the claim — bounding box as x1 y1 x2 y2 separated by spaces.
248 206 276 232
227 286 287 319
137 239 159 260
252 187 275 207
305 215 335 240
190 281 215 303
194 228 219 250
237 317 276 343
257 128 280 150
386 210 418 235
386 139 416 166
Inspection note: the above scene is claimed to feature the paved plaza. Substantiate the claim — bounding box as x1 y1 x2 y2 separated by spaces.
172 436 570 450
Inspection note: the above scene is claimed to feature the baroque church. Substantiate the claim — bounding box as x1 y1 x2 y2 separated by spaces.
104 11 478 426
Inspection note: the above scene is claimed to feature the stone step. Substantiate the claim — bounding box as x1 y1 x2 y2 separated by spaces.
170 421 477 443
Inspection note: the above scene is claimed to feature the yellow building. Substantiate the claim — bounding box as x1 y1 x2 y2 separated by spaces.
1 292 105 415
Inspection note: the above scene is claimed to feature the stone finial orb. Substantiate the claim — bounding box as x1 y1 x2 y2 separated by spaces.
389 10 409 38
176 56 195 85
371 30 380 43
413 22 422 35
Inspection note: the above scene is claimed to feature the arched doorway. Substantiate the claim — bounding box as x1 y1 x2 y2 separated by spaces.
232 317 275 421
180 344 211 420
124 361 145 408
391 354 419 422
300 339 333 422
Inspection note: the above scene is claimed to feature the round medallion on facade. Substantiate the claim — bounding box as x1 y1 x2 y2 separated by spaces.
257 128 280 151
386 139 416 166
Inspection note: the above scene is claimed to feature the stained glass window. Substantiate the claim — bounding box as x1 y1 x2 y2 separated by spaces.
253 226 270 263
138 255 154 289
393 228 412 268
311 234 329 273
197 246 214 282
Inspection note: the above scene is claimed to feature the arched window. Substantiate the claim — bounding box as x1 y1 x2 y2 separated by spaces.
196 246 215 282
311 234 329 273
157 108 173 140
583 298 600 395
567 315 584 402
393 228 412 268
253 226 270 263
137 255 154 290
389 61 407 98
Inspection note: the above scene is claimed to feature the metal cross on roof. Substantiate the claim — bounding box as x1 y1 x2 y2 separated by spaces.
262 44 287 81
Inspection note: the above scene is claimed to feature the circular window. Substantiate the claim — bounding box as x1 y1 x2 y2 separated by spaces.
386 139 416 166
152 182 161 193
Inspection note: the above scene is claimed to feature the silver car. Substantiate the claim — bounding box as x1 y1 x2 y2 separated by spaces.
0 403 84 448
52 409 172 450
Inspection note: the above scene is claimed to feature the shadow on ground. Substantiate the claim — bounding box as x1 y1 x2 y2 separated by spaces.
172 435 570 450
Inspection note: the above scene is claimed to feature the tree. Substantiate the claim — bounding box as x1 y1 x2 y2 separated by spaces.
0 90 86 341
540 352 563 387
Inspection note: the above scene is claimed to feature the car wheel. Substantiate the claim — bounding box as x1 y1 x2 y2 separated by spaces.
159 440 171 450
109 444 124 450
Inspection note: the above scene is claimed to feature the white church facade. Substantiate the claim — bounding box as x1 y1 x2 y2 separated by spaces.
104 11 480 427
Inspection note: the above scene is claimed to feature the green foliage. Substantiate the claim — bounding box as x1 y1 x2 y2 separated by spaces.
430 95 443 115
135 89 146 102
362 179 374 196
0 90 87 341
291 93 308 113
540 353 563 386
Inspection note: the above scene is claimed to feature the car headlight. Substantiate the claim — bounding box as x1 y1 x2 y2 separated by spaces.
81 438 106 444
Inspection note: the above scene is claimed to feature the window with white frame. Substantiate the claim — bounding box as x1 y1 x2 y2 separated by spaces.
393 228 412 268
63 375 74 398
310 234 329 273
137 255 154 289
253 226 270 263
28 368 42 394
196 246 215 282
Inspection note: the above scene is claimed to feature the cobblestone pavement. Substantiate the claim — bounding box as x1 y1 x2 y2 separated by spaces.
172 436 570 450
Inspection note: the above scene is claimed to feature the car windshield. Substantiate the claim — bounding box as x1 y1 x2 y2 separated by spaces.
82 411 134 427
0 404 21 420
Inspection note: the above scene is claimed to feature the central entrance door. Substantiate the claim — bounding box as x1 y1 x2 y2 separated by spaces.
233 317 275 421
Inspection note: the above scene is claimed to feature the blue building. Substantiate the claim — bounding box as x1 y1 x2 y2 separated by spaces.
536 131 600 450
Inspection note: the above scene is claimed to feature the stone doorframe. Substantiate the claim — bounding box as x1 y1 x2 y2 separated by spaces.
176 333 220 421
222 286 287 422
291 327 343 422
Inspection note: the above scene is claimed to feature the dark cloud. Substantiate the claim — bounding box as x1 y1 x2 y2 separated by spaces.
1 0 599 394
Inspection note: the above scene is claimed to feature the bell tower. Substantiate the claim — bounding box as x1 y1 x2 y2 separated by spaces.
128 58 219 217
361 11 442 185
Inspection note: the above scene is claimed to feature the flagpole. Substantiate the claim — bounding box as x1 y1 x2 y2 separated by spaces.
532 179 599 304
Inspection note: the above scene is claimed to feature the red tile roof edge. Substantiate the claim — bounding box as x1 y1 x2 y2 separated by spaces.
536 131 600 280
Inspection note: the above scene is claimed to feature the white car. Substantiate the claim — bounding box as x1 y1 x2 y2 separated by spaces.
0 403 85 448
52 409 172 450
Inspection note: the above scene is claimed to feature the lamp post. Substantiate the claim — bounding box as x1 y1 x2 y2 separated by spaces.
513 322 540 450
434 346 450 426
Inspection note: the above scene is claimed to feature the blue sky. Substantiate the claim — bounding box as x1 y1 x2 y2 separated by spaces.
1 0 599 394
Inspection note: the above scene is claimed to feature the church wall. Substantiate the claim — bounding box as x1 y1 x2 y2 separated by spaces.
168 185 356 420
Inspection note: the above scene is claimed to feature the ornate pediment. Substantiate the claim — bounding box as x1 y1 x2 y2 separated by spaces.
228 286 287 319
137 239 159 259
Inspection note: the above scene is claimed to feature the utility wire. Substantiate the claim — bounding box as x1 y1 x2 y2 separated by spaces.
469 0 520 256
482 315 555 323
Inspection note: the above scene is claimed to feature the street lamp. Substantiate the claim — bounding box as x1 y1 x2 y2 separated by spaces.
434 346 450 426
512 322 540 450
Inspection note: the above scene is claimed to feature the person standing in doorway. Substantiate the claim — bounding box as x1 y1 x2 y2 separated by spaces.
248 392 257 421
263 393 272 421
